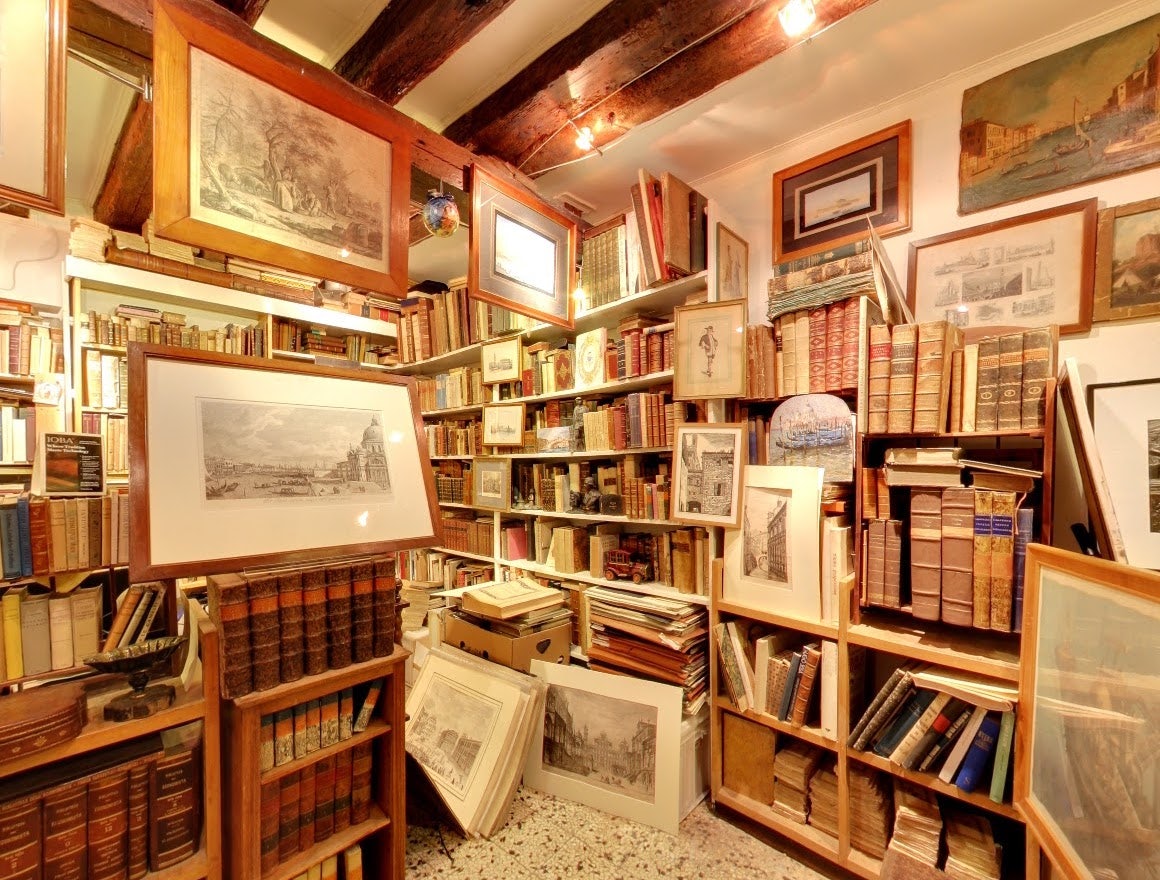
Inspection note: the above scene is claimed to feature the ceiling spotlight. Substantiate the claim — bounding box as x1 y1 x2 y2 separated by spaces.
574 125 595 152
778 0 816 37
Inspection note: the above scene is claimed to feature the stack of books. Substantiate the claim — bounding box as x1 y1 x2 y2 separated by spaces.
143 218 195 265
944 811 1002 879
805 761 839 841
396 548 492 591
888 783 943 866
630 168 708 288
69 217 112 261
450 578 572 642
399 579 445 635
414 365 486 412
770 741 824 823
847 765 893 858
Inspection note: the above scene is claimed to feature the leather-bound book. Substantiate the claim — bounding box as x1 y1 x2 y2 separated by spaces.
297 764 316 852
259 780 280 875
325 564 353 670
722 713 776 803
206 573 252 698
961 343 979 432
996 332 1024 431
126 758 151 879
350 561 374 663
883 520 904 610
148 744 202 872
320 693 340 748
867 323 892 433
989 491 1017 633
865 520 886 607
1012 506 1034 634
247 571 281 691
0 792 42 880
277 771 300 862
339 688 355 740
305 699 322 753
333 748 353 832
1020 326 1057 430
0 680 86 762
42 779 88 880
909 489 942 621
28 496 50 576
277 570 304 683
973 338 1001 432
913 321 961 433
940 488 976 627
313 756 335 842
887 323 918 433
349 742 373 825
273 708 294 767
825 300 845 392
781 315 798 397
972 490 993 628
840 294 862 391
301 566 329 675
808 307 828 393
790 644 822 725
949 349 964 434
794 311 810 394
88 766 129 880
293 703 309 759
259 713 275 772
861 468 878 520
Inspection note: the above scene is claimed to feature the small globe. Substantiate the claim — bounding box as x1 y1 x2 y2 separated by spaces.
422 190 460 238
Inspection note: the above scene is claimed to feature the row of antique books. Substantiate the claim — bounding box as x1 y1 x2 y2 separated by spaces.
425 420 483 458
0 583 105 682
0 402 39 465
0 308 63 378
414 365 485 413
80 410 128 474
0 491 131 579
83 306 266 359
433 460 472 505
258 680 383 771
395 548 491 591
395 284 535 364
270 318 391 365
849 665 1018 803
0 729 202 879
259 741 374 873
868 322 1056 434
206 558 397 700
513 455 672 519
863 486 1034 633
631 168 709 287
285 845 365 880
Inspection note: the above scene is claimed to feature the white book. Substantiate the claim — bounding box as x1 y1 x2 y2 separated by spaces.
938 705 989 784
819 640 839 739
961 343 979 433
70 585 102 660
48 594 74 670
0 406 12 465
821 519 850 624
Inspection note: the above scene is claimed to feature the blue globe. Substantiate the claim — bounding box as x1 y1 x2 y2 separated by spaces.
422 190 460 238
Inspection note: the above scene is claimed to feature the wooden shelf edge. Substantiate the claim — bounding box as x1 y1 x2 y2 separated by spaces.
714 698 837 752
845 621 1020 682
147 846 210 880
261 722 391 784
264 808 391 880
229 649 407 712
715 599 839 638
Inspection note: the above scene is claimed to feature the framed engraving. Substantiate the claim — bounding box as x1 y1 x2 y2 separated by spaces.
472 457 511 511
671 423 744 528
673 299 746 400
482 403 526 447
480 337 522 384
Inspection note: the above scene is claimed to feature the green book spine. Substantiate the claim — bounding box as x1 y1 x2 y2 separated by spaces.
988 710 1017 803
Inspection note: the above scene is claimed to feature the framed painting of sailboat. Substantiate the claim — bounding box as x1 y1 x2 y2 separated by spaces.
959 11 1160 214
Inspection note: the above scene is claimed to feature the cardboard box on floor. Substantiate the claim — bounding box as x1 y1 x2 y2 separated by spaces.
443 615 570 672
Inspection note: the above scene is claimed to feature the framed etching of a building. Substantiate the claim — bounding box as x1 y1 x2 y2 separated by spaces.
127 344 439 580
672 424 744 528
152 0 411 296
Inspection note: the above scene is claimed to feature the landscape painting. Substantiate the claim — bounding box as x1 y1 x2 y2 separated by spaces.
766 394 855 482
1094 197 1160 322
189 48 390 275
197 398 391 503
741 487 791 588
494 211 556 296
959 12 1160 214
409 671 502 799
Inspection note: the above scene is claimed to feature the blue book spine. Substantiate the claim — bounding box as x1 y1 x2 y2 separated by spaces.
1012 507 1034 633
0 502 20 579
872 689 937 758
955 711 1002 792
747 421 758 464
15 494 31 577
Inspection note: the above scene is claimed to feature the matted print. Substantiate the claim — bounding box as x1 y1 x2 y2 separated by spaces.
672 424 744 528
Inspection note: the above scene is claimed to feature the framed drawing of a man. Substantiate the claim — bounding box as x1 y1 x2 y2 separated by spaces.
673 300 747 400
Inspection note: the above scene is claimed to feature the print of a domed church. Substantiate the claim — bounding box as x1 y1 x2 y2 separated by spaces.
335 415 391 489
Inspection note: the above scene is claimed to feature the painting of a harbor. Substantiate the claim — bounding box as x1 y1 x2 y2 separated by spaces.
197 398 391 503
960 13 1160 213
766 394 854 483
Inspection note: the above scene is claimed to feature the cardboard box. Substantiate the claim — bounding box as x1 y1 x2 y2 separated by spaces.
443 614 571 672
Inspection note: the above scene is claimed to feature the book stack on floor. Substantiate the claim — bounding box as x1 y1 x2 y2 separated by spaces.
847 765 894 858
285 844 365 880
771 741 824 824
849 666 1017 802
406 646 546 838
584 585 708 714
0 582 107 682
944 811 1002 879
399 579 445 635
888 783 943 867
0 726 202 879
443 579 572 673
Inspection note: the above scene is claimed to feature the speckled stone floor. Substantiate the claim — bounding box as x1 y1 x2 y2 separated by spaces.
405 787 845 879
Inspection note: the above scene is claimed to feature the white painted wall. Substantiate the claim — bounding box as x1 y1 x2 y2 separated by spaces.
694 1 1160 555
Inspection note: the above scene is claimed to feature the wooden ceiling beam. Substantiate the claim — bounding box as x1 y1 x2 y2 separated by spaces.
92 94 153 232
212 0 272 26
334 0 519 105
69 0 153 62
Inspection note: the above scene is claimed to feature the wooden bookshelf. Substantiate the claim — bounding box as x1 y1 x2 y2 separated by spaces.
847 748 1019 820
714 698 838 751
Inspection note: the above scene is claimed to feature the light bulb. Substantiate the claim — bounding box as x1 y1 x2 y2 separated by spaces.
574 126 594 151
340 247 351 258
778 0 815 37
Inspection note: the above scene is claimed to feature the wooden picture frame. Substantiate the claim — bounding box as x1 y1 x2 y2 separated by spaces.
480 337 522 384
1015 544 1160 880
772 120 911 264
0 0 66 214
715 223 748 301
481 402 526 447
907 199 1097 337
469 163 577 330
672 423 744 528
1093 196 1160 323
673 299 746 400
472 457 511 511
127 343 439 580
152 0 411 296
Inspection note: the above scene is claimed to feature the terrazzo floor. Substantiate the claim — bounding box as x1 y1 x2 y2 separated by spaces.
405 787 845 880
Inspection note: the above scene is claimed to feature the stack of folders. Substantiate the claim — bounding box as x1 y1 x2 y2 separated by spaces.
770 741 824 824
944 811 1002 880
888 783 942 867
848 666 1017 803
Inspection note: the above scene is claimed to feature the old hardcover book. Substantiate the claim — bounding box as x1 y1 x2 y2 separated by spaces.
781 315 797 396
333 748 353 832
883 519 904 610
277 570 304 683
353 680 383 733
248 571 282 690
996 332 1024 431
790 644 822 725
808 307 828 393
313 755 335 842
278 771 301 861
206 573 252 697
900 697 968 771
887 691 951 766
949 349 964 434
852 672 915 751
293 703 309 759
20 590 52 677
824 301 845 391
861 468 879 520
42 779 88 880
1020 325 1057 429
940 488 975 627
305 700 321 753
867 323 892 433
88 766 129 880
909 489 942 621
938 706 990 783
301 567 328 676
325 565 353 670
297 764 316 852
259 779 280 874
794 311 810 394
273 708 294 766
350 561 375 664
954 711 1001 793
866 519 887 606
339 688 355 740
69 584 101 666
916 704 974 773
876 469 891 519
0 792 42 880
840 294 863 391
988 491 1017 633
259 714 275 773
2 586 24 680
102 583 144 652
988 710 1017 803
912 321 958 433
127 759 151 880
320 693 340 748
972 491 993 629
48 498 66 573
661 172 694 275
372 557 396 657
960 342 979 432
1012 506 1034 634
634 171 665 285
350 742 373 825
887 323 918 432
722 713 777 803
29 496 50 575
872 689 937 758
848 667 907 748
149 743 202 872
973 338 1001 432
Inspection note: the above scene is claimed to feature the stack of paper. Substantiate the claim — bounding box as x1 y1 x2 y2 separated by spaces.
400 579 445 634
69 218 110 261
944 812 1001 880
143 218 195 264
583 585 708 714
771 741 824 823
806 762 838 841
406 646 546 837
848 765 893 858
888 783 943 867
451 578 571 637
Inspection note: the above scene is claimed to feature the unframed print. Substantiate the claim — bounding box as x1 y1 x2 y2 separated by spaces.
524 660 683 834
673 425 743 528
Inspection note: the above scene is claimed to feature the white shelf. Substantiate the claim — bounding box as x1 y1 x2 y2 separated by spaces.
501 558 710 605
423 402 484 417
431 546 495 564
503 369 674 407
506 508 673 526
505 445 671 460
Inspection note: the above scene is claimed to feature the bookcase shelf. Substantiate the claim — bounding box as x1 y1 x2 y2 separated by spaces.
847 748 1019 820
265 808 392 880
846 619 1021 683
261 721 391 784
714 698 837 751
505 507 674 526
229 648 407 712
432 546 495 565
715 598 839 639
504 445 672 460
148 846 211 880
503 369 674 407
503 558 710 605
714 788 852 869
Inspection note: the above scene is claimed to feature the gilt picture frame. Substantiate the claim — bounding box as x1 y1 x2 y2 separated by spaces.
470 164 577 330
772 121 911 264
1093 197 1160 324
0 0 66 214
127 343 439 580
673 299 746 400
480 337 522 384
152 0 411 296
671 423 744 528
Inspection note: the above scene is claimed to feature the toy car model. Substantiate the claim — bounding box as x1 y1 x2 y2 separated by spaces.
603 549 651 584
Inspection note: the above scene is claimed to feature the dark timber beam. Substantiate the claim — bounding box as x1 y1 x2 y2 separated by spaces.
69 0 153 66
213 0 272 26
443 0 879 174
334 0 518 105
93 95 153 231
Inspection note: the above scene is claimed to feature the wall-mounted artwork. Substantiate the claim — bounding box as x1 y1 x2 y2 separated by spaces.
153 0 411 295
959 11 1160 214
673 299 747 400
1093 196 1160 323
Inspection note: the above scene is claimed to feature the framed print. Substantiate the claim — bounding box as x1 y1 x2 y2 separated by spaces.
672 423 744 528
715 223 748 301
525 660 683 834
766 394 855 483
1093 197 1160 323
723 465 823 621
472 457 511 511
1015 545 1160 880
772 120 911 263
1087 377 1160 569
480 337 522 384
0 0 65 214
127 344 439 580
908 199 1097 337
960 11 1160 215
673 299 746 400
470 164 577 330
152 0 411 296
482 403 525 447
